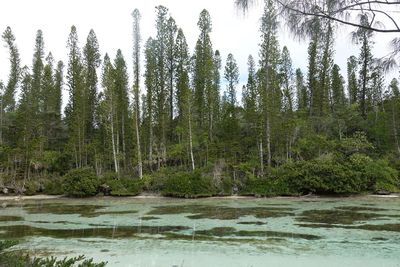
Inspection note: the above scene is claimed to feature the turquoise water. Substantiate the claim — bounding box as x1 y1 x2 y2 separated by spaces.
0 196 399 267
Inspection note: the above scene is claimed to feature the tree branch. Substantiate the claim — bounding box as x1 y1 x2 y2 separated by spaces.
349 8 400 30
276 0 400 32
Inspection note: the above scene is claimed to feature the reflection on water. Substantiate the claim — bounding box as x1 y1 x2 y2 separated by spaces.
0 197 399 267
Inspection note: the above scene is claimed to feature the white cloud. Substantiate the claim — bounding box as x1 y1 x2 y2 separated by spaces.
0 0 398 105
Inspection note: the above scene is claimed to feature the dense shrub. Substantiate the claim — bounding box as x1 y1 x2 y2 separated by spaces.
350 155 399 192
23 180 41 195
108 178 142 196
219 176 234 195
63 168 100 197
23 176 64 195
240 151 399 196
146 167 176 192
279 158 365 194
162 169 216 198
98 172 143 196
240 177 296 197
42 177 65 195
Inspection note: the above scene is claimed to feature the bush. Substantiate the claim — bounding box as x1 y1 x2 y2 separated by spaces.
369 161 399 192
42 177 65 195
219 176 234 195
146 168 175 192
163 169 216 198
23 180 41 195
108 178 142 196
241 152 399 196
63 168 100 197
98 172 143 196
240 172 296 197
273 156 369 194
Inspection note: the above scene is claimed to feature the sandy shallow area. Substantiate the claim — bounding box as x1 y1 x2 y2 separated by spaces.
0 195 63 201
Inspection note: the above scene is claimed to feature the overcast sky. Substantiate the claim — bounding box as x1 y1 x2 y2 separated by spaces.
0 0 398 101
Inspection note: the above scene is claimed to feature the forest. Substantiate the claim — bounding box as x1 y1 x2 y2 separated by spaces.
0 0 399 198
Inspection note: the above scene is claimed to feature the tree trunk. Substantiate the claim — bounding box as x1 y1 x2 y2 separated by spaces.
259 137 264 177
74 146 78 169
286 137 289 162
188 105 195 171
135 107 143 179
266 114 271 167
149 119 153 168
111 117 118 174
161 123 167 165
110 95 119 174
122 114 127 170
170 65 174 123
77 124 82 168
361 38 369 119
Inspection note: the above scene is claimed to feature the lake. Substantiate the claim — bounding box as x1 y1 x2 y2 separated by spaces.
0 196 399 267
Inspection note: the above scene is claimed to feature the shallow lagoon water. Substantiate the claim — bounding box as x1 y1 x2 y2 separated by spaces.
0 196 399 267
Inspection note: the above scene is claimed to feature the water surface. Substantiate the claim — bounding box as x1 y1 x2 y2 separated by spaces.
1 196 399 267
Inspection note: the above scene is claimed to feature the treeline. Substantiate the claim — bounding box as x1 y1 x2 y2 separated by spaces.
0 1 399 196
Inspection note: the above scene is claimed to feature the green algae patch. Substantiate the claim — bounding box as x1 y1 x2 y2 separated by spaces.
296 223 345 229
335 206 390 212
356 223 400 232
0 224 190 239
185 206 295 219
297 223 400 233
0 216 23 222
140 216 160 221
21 203 137 218
93 210 138 216
31 220 82 225
196 227 236 236
146 204 208 215
296 209 384 225
148 204 294 220
237 221 266 225
194 227 321 240
256 203 292 206
162 232 267 243
162 232 290 244
23 203 106 216
371 237 389 241
160 227 320 242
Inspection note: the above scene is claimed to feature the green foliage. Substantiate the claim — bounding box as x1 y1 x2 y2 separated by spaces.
336 131 374 155
40 151 65 173
162 169 216 198
350 155 399 192
0 240 18 251
240 177 290 197
242 152 398 196
294 134 335 160
100 173 143 196
0 240 106 267
31 255 107 267
277 157 366 194
63 168 99 197
43 177 65 195
24 180 41 195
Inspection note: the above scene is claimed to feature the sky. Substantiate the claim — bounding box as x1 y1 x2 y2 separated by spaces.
0 0 398 103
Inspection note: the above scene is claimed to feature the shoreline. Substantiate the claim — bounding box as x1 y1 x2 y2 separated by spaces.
0 193 398 201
